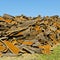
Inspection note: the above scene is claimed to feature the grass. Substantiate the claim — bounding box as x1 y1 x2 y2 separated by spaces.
0 45 60 60
36 45 60 60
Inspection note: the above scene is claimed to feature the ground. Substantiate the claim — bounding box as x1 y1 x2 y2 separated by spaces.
0 45 60 60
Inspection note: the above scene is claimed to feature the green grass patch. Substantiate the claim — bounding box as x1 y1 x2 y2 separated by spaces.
36 45 60 60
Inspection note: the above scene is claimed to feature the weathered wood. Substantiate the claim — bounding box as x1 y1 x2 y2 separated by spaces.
0 14 60 56
3 40 20 54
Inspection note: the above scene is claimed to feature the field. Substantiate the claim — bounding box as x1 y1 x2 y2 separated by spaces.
0 45 60 60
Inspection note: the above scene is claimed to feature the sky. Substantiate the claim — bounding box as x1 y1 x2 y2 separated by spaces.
0 0 60 17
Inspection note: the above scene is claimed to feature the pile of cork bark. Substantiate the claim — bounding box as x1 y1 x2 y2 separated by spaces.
0 14 60 57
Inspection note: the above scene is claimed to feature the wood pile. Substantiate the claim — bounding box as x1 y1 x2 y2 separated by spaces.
0 14 60 57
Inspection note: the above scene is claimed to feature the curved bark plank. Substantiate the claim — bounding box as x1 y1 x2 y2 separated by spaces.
22 41 33 45
3 40 20 55
0 45 6 52
38 45 51 54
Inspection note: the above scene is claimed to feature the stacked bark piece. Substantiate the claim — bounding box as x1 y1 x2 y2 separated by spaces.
0 14 60 57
